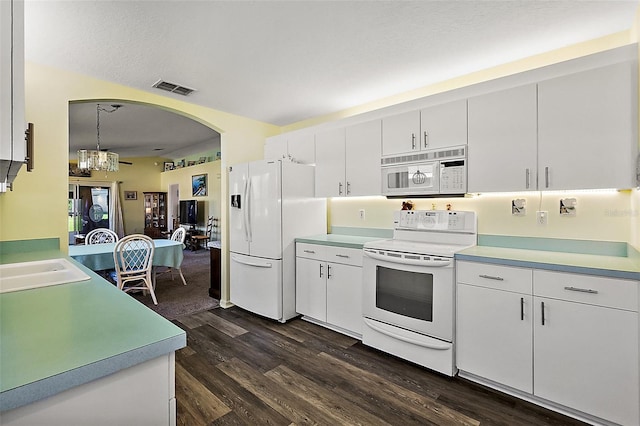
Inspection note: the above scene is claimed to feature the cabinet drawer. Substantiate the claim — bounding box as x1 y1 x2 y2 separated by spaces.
296 243 326 260
325 246 363 267
534 270 638 312
457 261 532 294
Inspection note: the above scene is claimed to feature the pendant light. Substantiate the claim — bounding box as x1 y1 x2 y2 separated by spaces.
77 103 121 172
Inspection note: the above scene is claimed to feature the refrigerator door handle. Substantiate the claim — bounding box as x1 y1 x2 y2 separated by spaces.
231 254 273 268
246 177 252 243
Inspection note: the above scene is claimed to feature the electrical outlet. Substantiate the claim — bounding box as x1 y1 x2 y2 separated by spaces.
359 209 365 220
536 211 548 225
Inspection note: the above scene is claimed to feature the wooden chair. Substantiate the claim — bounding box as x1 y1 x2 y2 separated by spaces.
86 228 119 245
113 234 157 305
155 227 188 286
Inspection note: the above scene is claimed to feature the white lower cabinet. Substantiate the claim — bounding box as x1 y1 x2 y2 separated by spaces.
456 261 639 425
296 243 363 336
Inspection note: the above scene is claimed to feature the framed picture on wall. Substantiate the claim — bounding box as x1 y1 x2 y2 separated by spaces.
192 174 207 196
163 161 174 172
124 191 137 200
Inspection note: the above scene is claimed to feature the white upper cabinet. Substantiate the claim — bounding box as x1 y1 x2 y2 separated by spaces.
420 99 467 150
538 62 638 190
316 120 381 197
344 120 382 197
0 0 26 192
381 110 421 156
468 84 538 193
264 133 315 164
382 100 467 157
315 127 346 197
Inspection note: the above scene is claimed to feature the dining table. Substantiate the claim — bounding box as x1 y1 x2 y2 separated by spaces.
68 239 184 271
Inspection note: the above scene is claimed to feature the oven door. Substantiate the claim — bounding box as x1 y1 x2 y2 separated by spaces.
362 251 454 342
381 161 440 196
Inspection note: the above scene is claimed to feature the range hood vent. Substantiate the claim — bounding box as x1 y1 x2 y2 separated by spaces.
152 79 196 96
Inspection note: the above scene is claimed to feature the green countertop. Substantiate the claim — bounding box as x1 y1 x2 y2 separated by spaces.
457 245 640 281
0 240 186 411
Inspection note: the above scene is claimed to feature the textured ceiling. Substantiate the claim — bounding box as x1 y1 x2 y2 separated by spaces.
24 0 639 158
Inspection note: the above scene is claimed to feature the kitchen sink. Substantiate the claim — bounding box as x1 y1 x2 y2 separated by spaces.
0 258 91 294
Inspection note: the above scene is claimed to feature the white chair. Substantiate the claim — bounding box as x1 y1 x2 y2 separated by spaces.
86 228 119 245
113 234 157 305
169 227 188 286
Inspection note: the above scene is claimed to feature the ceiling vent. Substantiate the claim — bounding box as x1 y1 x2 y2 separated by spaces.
152 79 196 96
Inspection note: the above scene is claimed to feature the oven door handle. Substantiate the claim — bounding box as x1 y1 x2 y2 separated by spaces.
363 249 451 267
363 318 451 350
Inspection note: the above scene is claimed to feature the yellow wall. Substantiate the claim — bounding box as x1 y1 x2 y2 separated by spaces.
70 156 168 235
0 61 279 307
160 160 222 232
330 191 633 243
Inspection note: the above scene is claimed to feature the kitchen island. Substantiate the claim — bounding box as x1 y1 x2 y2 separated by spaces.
0 238 186 425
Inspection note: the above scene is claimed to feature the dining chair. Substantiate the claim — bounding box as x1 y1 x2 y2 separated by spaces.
167 227 188 286
113 234 157 305
86 228 119 245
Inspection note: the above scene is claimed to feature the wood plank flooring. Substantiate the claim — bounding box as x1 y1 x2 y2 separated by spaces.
173 307 586 425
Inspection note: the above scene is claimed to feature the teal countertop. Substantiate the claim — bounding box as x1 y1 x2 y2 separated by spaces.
0 239 186 411
296 234 386 249
457 245 640 281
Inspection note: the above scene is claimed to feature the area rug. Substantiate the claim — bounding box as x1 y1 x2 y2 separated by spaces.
132 248 219 320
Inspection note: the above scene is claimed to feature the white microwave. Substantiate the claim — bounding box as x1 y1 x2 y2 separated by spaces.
381 146 467 197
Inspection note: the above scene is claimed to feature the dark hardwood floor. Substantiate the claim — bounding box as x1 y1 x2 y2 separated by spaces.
173 307 586 425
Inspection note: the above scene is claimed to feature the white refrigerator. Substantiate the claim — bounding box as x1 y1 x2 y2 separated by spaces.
229 159 326 322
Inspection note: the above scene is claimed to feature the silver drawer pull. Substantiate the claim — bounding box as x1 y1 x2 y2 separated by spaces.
303 250 316 254
335 254 350 258
564 286 598 294
479 274 504 281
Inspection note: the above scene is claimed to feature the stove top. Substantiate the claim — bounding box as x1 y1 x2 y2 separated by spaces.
363 238 474 258
365 210 478 257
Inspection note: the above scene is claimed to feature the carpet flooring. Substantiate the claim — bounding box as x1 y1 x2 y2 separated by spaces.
132 248 219 320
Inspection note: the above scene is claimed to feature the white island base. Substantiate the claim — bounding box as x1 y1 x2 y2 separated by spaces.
1 353 177 426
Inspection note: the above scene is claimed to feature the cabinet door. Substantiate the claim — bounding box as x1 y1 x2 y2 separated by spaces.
538 62 637 190
534 297 639 425
326 263 362 335
468 84 537 192
381 110 421 156
295 257 327 321
264 135 288 161
457 284 533 393
288 133 316 164
345 120 381 196
315 128 346 197
420 99 467 150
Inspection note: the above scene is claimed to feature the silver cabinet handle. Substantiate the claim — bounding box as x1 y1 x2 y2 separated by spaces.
545 166 550 188
319 263 323 278
520 297 524 321
424 131 429 148
525 168 530 189
479 274 504 281
346 181 351 195
411 133 416 150
338 182 343 195
335 254 350 258
541 301 546 326
564 286 598 294
303 249 315 254
327 264 332 279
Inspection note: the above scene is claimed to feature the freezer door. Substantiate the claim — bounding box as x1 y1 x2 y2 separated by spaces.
229 162 249 255
246 160 282 259
230 253 283 320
